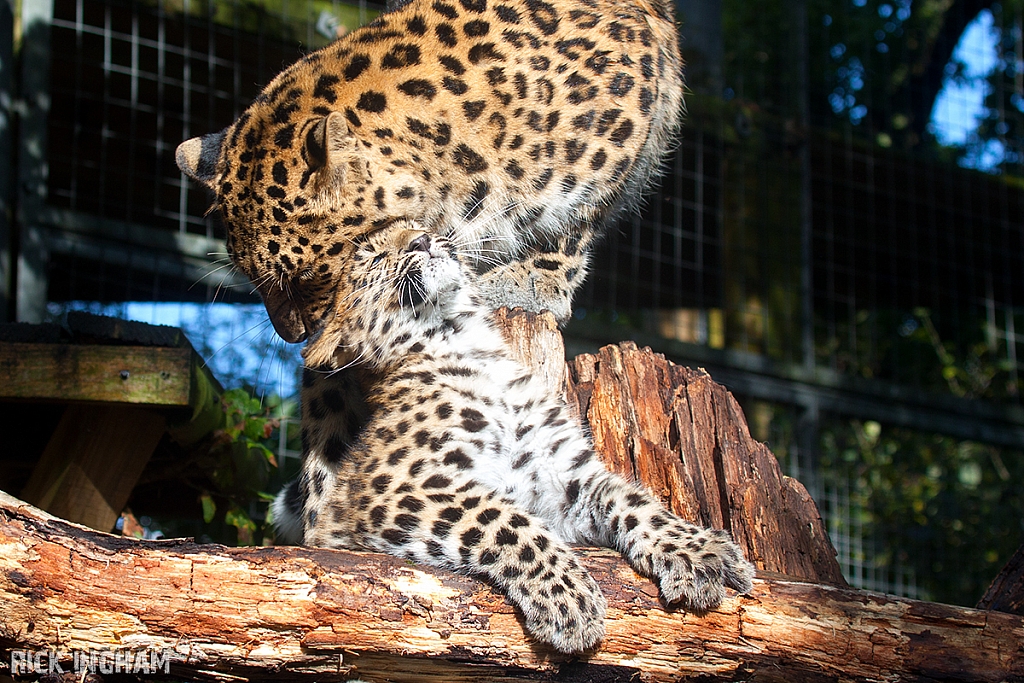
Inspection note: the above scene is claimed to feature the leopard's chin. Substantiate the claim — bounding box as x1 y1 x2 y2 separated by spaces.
262 289 308 344
418 259 464 303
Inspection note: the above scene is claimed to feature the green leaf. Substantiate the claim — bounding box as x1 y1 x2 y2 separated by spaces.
225 506 257 533
200 493 216 524
243 416 267 442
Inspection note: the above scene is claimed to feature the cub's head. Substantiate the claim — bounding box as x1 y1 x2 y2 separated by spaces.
300 221 471 369
175 49 427 344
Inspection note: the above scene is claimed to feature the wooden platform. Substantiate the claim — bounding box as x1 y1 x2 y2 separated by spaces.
0 312 222 532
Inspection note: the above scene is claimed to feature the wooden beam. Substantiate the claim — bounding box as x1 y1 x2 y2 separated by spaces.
0 342 194 406
1 491 1021 682
18 405 167 532
0 315 226 530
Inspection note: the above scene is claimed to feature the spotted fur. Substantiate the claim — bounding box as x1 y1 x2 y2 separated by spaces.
272 222 754 653
176 0 683 338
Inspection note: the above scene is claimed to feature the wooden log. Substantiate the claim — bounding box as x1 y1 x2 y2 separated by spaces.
567 342 846 585
1 490 1022 683
490 308 568 397
6 309 995 681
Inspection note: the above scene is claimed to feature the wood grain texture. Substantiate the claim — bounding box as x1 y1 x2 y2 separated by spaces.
1 491 1022 682
491 308 567 397
19 405 167 532
567 343 845 584
493 310 844 585
0 343 194 406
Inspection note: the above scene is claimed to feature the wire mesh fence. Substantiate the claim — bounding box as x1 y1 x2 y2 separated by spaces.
45 0 380 236
7 0 1024 604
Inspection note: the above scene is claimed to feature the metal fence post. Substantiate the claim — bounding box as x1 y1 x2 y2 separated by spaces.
15 0 53 323
0 0 13 321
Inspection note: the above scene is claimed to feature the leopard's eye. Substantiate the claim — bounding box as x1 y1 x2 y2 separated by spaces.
371 252 388 265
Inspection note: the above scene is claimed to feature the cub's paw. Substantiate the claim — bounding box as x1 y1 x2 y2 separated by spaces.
651 525 755 612
514 556 607 653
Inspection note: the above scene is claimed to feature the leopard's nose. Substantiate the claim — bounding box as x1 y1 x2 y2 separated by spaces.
407 234 431 253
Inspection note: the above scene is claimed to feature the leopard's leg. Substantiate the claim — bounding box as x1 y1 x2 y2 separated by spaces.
270 366 372 544
309 430 607 653
473 231 595 324
512 405 756 612
569 469 755 612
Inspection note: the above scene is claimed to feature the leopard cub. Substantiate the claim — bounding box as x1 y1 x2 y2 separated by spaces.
276 221 755 653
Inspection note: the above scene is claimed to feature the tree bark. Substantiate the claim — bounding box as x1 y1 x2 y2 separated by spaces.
1 490 1022 683
978 543 1024 615
493 309 844 585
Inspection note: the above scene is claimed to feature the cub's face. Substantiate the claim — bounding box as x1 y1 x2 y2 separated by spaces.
300 221 466 368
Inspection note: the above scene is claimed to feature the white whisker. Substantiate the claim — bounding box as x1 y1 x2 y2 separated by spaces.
190 261 239 292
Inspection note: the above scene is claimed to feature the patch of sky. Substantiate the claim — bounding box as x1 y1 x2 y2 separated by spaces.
48 300 303 400
929 9 1001 168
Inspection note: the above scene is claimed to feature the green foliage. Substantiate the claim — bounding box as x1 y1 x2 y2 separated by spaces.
750 307 1024 606
817 307 1023 399
908 308 1019 399
808 0 946 134
723 0 925 117
140 0 378 51
822 418 1023 605
967 1 1024 174
193 389 298 546
839 309 1024 603
720 0 1024 163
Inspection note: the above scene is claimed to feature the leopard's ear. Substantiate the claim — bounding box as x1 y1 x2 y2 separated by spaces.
175 130 226 189
305 111 367 183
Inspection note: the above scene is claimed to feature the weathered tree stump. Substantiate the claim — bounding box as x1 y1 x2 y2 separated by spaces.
979 543 1024 615
492 309 843 585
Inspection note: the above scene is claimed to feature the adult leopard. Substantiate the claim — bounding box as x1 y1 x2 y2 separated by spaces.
175 0 683 355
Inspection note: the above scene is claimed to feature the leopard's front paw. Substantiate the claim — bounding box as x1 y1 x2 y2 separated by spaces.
514 556 607 653
652 526 755 612
474 260 575 324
